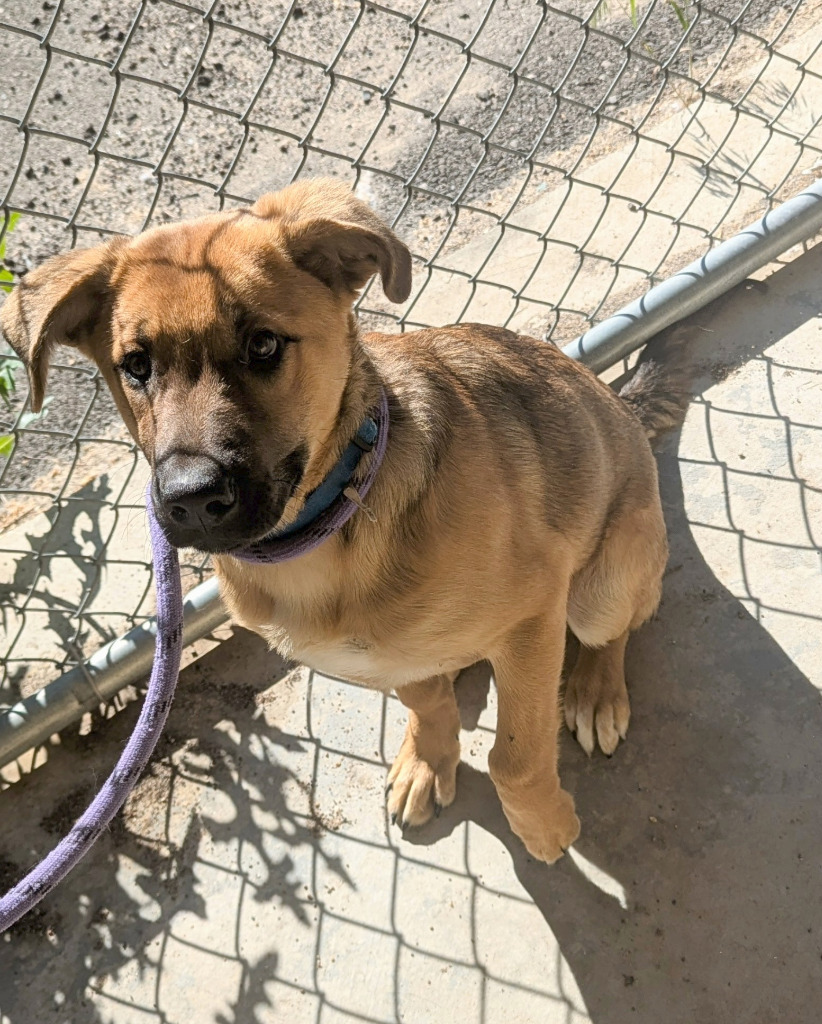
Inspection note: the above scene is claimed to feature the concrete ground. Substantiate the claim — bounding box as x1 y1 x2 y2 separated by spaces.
3 242 822 1023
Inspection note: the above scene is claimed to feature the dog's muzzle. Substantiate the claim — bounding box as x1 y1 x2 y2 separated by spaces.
153 453 238 530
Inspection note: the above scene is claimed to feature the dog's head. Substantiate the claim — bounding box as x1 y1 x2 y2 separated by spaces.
0 180 411 552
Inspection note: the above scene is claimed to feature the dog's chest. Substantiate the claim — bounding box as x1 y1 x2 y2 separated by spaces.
257 613 466 689
297 637 394 686
225 551 475 689
286 633 465 690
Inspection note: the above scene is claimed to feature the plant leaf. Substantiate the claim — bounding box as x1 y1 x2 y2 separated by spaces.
0 210 20 288
0 362 16 407
18 395 52 429
591 0 612 28
0 433 14 458
668 0 691 31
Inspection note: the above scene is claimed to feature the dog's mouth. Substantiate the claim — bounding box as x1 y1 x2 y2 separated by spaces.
152 447 308 555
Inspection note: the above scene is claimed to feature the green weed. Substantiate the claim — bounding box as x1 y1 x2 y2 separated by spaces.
0 212 51 458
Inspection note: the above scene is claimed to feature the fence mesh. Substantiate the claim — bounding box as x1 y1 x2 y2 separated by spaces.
2 0 822 725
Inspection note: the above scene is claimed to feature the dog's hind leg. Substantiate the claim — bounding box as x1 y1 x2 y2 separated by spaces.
563 631 631 756
565 500 667 756
387 672 461 829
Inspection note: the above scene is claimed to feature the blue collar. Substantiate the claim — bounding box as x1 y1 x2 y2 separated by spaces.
232 390 389 565
271 413 379 539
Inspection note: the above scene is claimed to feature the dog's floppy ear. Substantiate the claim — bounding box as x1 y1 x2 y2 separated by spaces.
251 179 413 303
0 240 124 412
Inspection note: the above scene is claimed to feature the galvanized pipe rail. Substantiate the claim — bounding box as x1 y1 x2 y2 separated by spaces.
0 579 226 767
563 179 822 373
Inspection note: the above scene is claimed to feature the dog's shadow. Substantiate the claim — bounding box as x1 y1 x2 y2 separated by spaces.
406 248 822 1022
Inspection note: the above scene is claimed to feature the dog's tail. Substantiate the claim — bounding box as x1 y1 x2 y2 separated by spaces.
618 326 696 445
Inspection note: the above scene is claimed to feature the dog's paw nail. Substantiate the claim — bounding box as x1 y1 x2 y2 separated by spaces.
400 818 409 832
434 801 442 818
390 812 397 826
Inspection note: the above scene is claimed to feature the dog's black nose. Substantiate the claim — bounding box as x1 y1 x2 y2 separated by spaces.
154 454 237 526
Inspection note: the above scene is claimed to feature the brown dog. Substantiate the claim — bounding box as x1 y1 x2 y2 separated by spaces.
1 179 682 862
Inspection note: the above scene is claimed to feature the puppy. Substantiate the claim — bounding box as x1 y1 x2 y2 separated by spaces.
1 179 680 862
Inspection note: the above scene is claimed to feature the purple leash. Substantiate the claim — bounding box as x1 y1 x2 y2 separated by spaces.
0 392 388 934
0 504 183 933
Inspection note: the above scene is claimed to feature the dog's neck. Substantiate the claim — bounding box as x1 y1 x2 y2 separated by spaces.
228 318 389 564
307 317 382 482
231 387 389 565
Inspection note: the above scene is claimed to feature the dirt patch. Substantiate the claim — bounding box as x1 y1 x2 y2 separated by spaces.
39 781 96 835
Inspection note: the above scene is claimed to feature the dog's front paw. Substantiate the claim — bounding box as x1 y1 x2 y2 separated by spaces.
500 787 581 864
386 731 460 830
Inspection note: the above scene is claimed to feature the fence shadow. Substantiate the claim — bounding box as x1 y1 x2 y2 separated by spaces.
0 630 323 1024
422 439 822 1022
412 244 822 1022
1 474 118 699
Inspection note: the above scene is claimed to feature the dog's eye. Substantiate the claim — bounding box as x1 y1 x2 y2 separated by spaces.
247 330 281 361
121 350 152 385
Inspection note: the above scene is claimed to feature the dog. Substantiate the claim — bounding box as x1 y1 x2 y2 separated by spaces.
1 179 687 862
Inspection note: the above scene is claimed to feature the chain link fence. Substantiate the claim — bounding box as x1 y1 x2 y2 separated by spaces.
2 0 822 749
